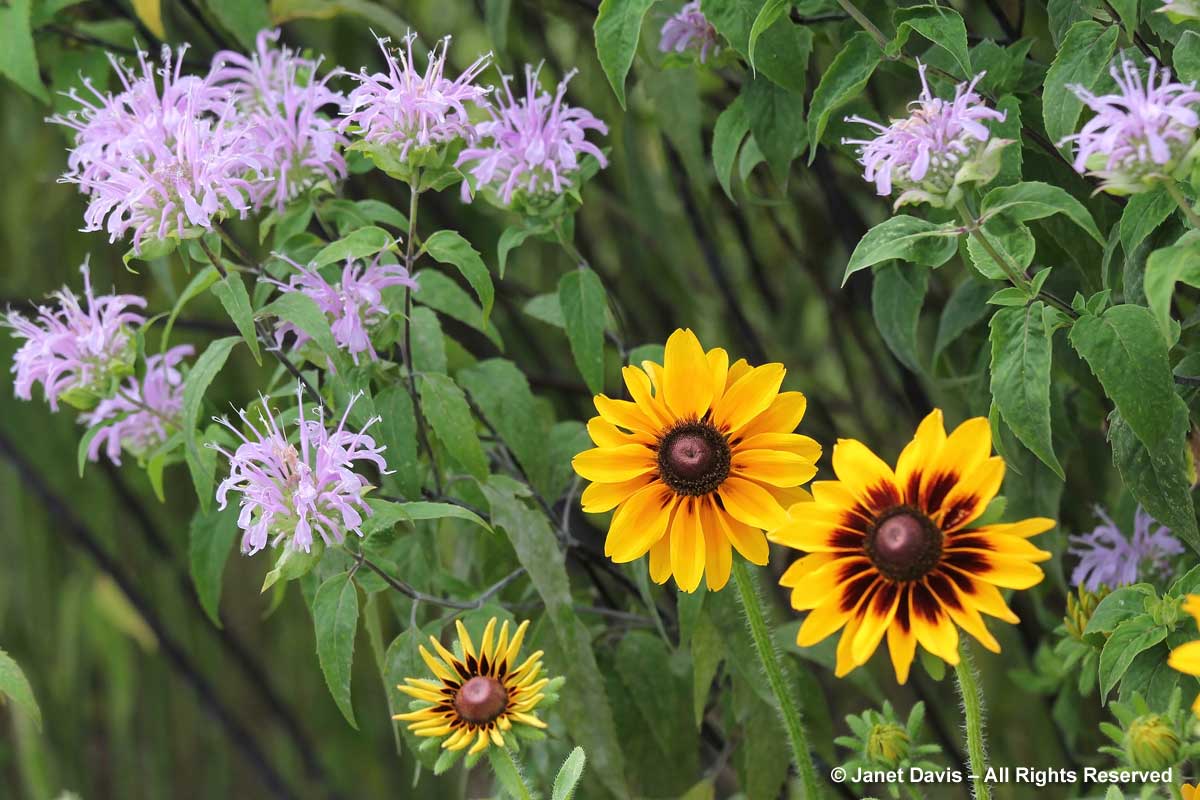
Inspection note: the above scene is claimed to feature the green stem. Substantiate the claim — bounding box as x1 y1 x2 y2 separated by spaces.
488 744 535 800
1165 180 1200 230
553 218 589 269
953 643 991 800
731 558 821 798
834 0 889 49
400 177 441 496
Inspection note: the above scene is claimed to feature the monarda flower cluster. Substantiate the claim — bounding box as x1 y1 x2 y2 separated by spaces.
458 65 609 210
844 64 1010 209
82 345 192 465
51 34 347 253
1068 506 1182 591
1061 57 1200 195
212 388 389 555
659 2 722 64
5 262 144 411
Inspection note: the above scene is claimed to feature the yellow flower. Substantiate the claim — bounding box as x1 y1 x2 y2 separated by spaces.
394 618 549 755
572 328 820 592
769 409 1054 683
1182 783 1197 800
1168 595 1200 714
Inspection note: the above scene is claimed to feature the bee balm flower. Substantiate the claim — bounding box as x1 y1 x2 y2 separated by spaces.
212 387 389 555
1068 506 1182 591
5 262 145 411
82 345 192 465
659 2 721 64
1060 57 1200 194
844 64 1009 209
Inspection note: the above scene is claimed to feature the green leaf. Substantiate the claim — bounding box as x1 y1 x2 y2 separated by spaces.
313 574 360 728
188 503 240 627
552 747 587 800
77 420 109 477
312 225 394 268
259 290 341 365
409 306 447 374
806 32 882 163
261 542 324 593
1177 31 1200 83
182 337 241 511
690 608 724 728
1119 185 1176 261
413 271 504 349
965 216 1035 281
1144 232 1200 341
842 216 960 284
980 181 1104 244
712 96 750 201
375 384 420 499
418 373 488 480
1110 410 1200 554
744 75 804 185
871 263 928 374
459 359 553 496
989 303 1064 478
487 746 529 798
269 0 412 41
362 497 492 535
161 266 220 355
210 272 262 365
558 269 608 395
934 277 992 361
1085 584 1154 635
700 0 808 92
0 648 41 731
422 229 494 323
481 479 628 798
1042 21 1119 149
0 0 50 102
206 0 272 49
747 0 790 72
497 221 550 279
1099 615 1168 701
888 4 972 80
593 0 655 108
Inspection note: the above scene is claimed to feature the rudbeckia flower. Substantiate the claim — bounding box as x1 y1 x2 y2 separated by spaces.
572 328 820 593
769 410 1053 683
395 619 550 755
1168 595 1200 713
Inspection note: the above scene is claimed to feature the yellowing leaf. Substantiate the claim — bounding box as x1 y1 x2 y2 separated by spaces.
132 0 167 39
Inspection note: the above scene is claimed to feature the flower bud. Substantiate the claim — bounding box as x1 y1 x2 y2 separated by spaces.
1064 586 1111 642
1125 713 1182 771
866 722 910 768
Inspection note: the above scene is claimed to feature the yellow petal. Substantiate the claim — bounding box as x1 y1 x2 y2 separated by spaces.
831 438 901 513
580 473 653 513
587 416 636 448
718 476 788 530
737 431 822 462
895 409 945 504
663 329 714 421
851 582 901 665
788 557 872 611
595 395 658 435
732 449 817 487
737 391 808 438
725 358 752 390
716 509 770 565
648 532 672 584
921 416 991 509
572 444 656 482
711 363 786 433
707 347 729 397
972 517 1056 540
670 497 707 592
605 483 674 562
701 499 733 591
455 620 476 660
937 456 1005 531
1169 641 1200 675
887 592 918 684
623 365 672 429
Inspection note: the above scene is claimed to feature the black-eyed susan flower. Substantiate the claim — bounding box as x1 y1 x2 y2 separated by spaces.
572 328 820 593
769 409 1053 683
1168 595 1200 713
394 618 550 755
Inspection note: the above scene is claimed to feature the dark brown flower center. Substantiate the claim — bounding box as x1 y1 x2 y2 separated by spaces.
453 676 508 724
866 506 943 582
657 421 731 496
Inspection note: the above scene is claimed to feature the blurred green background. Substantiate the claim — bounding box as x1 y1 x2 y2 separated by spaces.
0 1 1115 798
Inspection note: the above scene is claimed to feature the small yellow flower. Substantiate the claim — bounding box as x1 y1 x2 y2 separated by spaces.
394 618 549 755
1168 595 1200 714
572 328 820 592
769 409 1054 683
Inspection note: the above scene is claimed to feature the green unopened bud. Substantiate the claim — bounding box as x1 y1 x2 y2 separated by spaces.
1126 713 1182 771
1064 586 1111 642
866 722 910 768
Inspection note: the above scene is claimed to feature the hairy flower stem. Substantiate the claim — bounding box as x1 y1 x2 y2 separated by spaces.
1165 180 1200 230
731 558 822 798
488 744 535 800
954 643 991 800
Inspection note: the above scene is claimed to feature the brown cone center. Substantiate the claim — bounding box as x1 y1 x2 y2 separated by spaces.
866 508 942 582
454 676 508 724
657 422 731 496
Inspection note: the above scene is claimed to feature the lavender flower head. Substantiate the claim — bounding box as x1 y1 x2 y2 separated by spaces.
1060 57 1200 194
659 2 721 64
214 30 348 212
5 261 145 412
1158 0 1200 23
1069 506 1184 591
457 65 608 207
268 254 417 364
843 63 1009 209
212 386 390 555
82 345 192 465
50 45 263 252
341 33 492 169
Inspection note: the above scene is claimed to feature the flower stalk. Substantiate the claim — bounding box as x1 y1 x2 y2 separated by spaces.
954 643 991 800
731 558 821 798
1165 180 1200 230
488 744 536 800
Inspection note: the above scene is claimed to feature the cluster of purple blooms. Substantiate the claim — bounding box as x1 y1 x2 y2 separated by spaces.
844 63 1008 208
267 253 418 364
659 1 721 64
1060 57 1200 194
212 387 389 555
1069 506 1183 591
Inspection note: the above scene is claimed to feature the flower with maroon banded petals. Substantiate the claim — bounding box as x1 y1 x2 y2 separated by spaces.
212 386 390 555
457 65 608 208
1060 57 1200 194
843 63 1009 209
267 253 417 364
82 345 192 465
659 1 722 64
5 261 145 412
1069 506 1183 591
